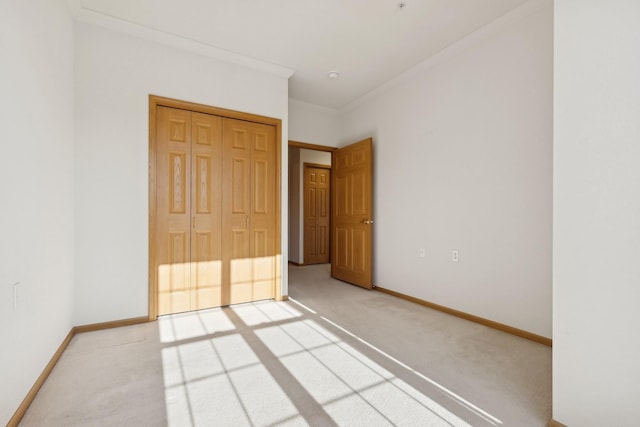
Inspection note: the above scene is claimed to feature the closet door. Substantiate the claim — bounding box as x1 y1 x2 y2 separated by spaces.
190 112 223 310
156 107 193 315
156 108 224 315
222 118 277 305
153 101 279 316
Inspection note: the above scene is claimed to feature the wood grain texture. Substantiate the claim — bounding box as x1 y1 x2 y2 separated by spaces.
73 316 149 334
223 118 278 305
331 138 373 289
191 112 223 310
149 95 282 317
304 164 331 264
148 99 159 321
375 286 552 347
289 140 337 152
156 106 193 315
152 95 280 126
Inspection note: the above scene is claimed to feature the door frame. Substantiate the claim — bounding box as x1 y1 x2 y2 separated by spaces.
289 140 336 153
303 162 332 265
288 140 336 266
149 95 282 320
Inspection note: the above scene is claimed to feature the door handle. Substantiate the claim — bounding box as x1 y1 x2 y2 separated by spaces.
361 219 374 225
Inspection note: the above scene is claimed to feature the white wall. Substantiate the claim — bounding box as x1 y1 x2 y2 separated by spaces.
74 22 289 324
340 2 553 337
289 99 340 147
0 0 75 423
553 1 640 425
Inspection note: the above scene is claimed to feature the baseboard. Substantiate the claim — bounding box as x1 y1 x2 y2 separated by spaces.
288 261 304 266
8 316 150 426
7 329 75 427
549 419 567 427
73 316 149 334
375 286 552 347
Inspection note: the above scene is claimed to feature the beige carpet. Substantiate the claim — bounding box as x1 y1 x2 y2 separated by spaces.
19 264 551 426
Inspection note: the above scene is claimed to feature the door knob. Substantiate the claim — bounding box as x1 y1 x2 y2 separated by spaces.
361 219 374 225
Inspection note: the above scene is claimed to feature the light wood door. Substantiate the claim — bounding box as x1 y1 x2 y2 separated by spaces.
156 107 195 314
191 112 223 310
304 165 331 264
156 107 224 315
331 138 373 288
223 118 277 305
150 96 282 319
158 107 279 314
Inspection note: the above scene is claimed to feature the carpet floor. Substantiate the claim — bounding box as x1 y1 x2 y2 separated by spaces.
19 264 551 426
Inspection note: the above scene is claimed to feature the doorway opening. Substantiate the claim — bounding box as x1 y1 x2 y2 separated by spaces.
288 138 374 290
288 141 334 266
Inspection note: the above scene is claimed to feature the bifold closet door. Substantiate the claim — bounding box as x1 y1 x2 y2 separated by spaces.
156 106 223 315
155 107 277 314
191 112 223 310
222 118 277 305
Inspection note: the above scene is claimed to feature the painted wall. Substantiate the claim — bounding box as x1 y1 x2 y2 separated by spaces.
0 0 75 423
289 99 340 147
553 1 640 425
74 22 289 324
340 2 553 337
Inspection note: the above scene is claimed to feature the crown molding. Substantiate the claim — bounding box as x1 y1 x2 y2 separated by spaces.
339 0 551 113
66 0 295 79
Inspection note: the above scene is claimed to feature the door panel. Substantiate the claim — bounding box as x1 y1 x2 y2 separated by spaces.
224 120 252 305
304 165 331 264
249 122 277 302
223 118 277 305
192 232 221 309
157 108 225 314
190 112 222 310
331 138 373 288
157 107 192 314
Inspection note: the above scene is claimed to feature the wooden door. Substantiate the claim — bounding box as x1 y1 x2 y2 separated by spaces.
156 107 194 314
151 97 281 318
156 107 224 315
304 165 331 264
331 138 373 289
190 112 223 310
223 118 277 305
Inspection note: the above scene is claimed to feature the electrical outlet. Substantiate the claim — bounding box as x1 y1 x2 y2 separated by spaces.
418 248 425 258
452 250 459 262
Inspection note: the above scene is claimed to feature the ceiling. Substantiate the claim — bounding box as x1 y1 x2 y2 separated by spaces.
77 0 529 110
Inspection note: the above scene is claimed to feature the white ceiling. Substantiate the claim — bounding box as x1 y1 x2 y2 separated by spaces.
77 0 529 110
